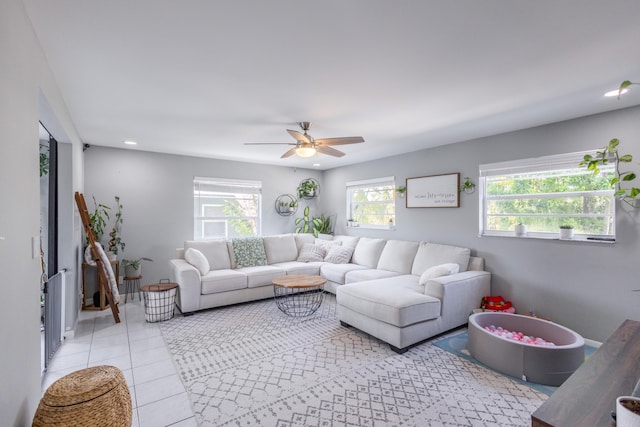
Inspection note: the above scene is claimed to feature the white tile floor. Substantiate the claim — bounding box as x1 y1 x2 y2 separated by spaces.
42 299 198 427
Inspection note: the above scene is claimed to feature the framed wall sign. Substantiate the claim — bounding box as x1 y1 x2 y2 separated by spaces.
406 173 460 208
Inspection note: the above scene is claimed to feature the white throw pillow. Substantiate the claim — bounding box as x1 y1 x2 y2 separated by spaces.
419 263 460 285
324 245 354 264
185 247 210 275
314 238 342 251
297 243 326 262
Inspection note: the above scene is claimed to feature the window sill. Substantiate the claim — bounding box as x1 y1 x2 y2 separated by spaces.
480 233 615 244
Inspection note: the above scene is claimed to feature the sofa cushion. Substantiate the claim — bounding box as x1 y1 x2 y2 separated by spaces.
321 263 369 285
337 278 441 327
293 233 316 252
263 234 299 264
419 263 460 285
411 242 471 275
351 237 387 268
184 239 231 270
184 248 210 275
324 245 354 264
271 261 323 276
314 238 342 251
237 265 285 288
332 235 360 248
297 243 326 262
201 269 247 294
377 240 419 274
232 237 268 268
345 268 401 283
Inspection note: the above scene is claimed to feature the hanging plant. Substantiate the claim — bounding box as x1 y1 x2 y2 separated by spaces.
297 178 319 199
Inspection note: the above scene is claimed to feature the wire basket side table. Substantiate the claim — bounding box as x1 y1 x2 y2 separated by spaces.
272 274 326 317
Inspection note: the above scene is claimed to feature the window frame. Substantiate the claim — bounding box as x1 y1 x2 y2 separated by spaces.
479 151 616 241
346 176 396 230
193 177 262 240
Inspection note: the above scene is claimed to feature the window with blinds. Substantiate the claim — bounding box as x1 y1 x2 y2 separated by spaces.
193 177 262 240
479 151 616 239
346 177 396 229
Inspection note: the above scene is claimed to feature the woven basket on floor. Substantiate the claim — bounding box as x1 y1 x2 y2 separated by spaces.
33 365 132 427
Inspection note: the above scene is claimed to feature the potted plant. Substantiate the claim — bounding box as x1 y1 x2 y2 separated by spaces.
396 186 407 198
559 225 574 240
297 178 319 199
89 196 110 243
460 177 476 194
579 80 640 207
295 206 313 234
515 222 527 237
108 196 125 257
289 199 298 212
122 257 152 278
616 396 640 426
312 214 333 237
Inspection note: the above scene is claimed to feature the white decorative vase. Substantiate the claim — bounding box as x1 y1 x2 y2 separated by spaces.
617 396 640 427
515 224 527 237
559 228 574 239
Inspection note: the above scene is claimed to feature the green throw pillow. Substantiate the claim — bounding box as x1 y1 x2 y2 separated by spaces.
232 237 268 268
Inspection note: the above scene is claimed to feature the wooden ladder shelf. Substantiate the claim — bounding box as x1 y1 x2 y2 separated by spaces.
75 192 121 323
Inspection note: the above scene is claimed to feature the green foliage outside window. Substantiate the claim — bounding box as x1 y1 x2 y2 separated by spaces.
350 185 395 226
222 198 258 237
485 170 614 235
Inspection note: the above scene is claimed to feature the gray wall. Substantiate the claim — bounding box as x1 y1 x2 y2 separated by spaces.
324 105 640 343
1 0 85 425
84 148 323 285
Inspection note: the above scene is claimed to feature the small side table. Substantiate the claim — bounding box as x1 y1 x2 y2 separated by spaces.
272 274 326 317
140 280 178 322
123 276 142 303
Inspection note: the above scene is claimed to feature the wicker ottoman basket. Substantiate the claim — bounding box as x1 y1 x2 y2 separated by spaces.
33 365 132 427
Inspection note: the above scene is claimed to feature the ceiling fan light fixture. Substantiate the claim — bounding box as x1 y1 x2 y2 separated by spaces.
295 146 316 158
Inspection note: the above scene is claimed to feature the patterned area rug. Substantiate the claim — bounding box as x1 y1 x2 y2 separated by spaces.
432 331 557 396
159 294 547 426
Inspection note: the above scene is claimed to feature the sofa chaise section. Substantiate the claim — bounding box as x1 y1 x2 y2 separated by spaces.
337 241 491 353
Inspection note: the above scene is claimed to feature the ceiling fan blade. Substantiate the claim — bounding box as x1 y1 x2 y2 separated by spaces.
316 146 345 157
281 147 298 158
244 142 296 145
287 129 311 144
314 136 364 146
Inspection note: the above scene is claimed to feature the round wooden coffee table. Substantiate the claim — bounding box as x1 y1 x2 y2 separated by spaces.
272 274 326 317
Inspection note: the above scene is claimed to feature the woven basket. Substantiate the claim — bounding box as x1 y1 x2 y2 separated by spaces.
33 365 132 427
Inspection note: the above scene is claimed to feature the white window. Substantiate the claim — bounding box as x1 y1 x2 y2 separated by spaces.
346 176 396 229
193 177 262 240
479 151 616 240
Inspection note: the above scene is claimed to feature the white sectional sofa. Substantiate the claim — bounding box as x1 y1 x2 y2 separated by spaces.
169 233 491 353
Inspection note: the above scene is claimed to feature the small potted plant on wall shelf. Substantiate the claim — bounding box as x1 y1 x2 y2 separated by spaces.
460 177 476 194
298 178 319 199
515 223 527 237
122 257 153 278
396 186 407 198
559 225 574 240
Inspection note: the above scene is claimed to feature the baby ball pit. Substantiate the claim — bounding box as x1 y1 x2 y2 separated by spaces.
468 312 585 386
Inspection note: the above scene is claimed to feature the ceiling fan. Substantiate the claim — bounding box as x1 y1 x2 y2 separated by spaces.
245 122 364 158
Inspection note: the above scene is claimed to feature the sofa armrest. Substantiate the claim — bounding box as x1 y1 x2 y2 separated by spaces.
425 271 491 326
169 259 201 313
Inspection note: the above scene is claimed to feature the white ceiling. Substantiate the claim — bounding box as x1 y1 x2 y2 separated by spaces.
24 0 640 170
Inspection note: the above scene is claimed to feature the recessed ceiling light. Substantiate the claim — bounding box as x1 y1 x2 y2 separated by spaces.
604 88 629 97
123 140 137 145
313 163 320 167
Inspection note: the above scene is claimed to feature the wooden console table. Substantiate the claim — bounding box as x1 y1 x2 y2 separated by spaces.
531 319 640 426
